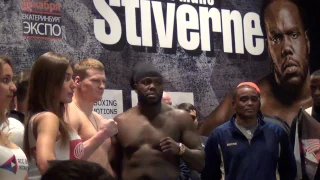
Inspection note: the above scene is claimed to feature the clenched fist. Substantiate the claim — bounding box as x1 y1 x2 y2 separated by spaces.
160 137 180 155
100 119 118 138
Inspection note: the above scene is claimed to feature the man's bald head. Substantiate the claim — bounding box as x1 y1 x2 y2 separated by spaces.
260 0 307 36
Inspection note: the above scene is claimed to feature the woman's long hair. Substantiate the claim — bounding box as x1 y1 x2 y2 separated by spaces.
24 52 72 159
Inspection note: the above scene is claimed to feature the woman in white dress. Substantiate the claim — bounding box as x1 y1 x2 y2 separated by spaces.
0 56 28 180
24 52 84 180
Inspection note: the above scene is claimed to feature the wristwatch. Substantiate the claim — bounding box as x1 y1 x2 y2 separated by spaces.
178 143 186 155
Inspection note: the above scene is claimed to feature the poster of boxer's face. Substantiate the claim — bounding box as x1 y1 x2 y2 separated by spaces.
0 0 319 125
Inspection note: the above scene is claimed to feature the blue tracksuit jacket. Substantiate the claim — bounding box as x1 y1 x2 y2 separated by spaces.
201 115 296 180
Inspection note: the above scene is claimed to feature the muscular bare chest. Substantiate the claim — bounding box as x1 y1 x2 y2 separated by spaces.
117 115 181 153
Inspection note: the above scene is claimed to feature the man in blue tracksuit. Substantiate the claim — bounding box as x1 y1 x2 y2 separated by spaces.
201 82 296 180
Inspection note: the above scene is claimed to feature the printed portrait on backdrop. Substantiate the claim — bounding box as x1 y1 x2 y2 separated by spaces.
200 0 319 136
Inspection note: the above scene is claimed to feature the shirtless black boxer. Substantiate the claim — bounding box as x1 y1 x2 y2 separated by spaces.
109 63 204 180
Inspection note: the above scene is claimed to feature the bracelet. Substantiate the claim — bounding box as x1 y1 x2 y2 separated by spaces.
178 143 186 155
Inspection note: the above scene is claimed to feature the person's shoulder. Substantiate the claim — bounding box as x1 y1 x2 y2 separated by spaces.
262 115 290 134
67 102 83 114
163 103 187 116
7 117 24 130
65 103 86 132
166 106 193 122
66 102 82 120
92 111 104 121
114 106 138 122
32 111 60 128
263 120 288 137
263 120 281 129
205 121 232 147
168 106 189 116
34 111 58 122
208 121 231 138
215 121 231 132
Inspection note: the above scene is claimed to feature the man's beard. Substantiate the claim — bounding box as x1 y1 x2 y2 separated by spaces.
137 92 163 106
274 63 308 90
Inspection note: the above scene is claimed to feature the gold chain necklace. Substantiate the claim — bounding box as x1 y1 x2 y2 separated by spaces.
74 101 99 131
